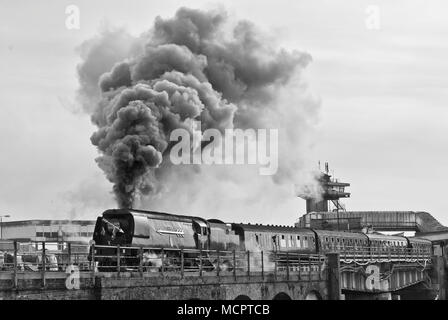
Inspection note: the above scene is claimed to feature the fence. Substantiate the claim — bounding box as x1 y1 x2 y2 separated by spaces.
92 244 327 280
339 246 432 264
0 241 91 272
0 241 327 282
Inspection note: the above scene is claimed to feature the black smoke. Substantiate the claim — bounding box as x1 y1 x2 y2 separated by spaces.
77 7 314 208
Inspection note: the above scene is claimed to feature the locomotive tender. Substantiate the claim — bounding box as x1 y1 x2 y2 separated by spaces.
91 208 432 270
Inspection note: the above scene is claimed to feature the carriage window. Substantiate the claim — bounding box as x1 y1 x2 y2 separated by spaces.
290 235 294 247
255 234 259 245
325 237 329 242
296 236 301 248
304 236 308 247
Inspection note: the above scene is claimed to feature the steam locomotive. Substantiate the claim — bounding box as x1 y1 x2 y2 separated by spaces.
91 208 432 271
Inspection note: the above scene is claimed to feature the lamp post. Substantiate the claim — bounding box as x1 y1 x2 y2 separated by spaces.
0 214 10 240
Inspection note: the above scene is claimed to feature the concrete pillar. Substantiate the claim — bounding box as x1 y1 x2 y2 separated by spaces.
433 256 446 300
327 253 341 300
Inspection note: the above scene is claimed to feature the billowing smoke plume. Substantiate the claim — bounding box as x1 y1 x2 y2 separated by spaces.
77 7 319 210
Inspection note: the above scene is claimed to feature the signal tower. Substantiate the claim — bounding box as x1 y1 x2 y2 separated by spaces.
299 162 351 214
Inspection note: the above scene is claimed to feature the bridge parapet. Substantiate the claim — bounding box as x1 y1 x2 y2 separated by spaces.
0 240 438 299
0 241 329 300
337 248 432 295
340 247 432 265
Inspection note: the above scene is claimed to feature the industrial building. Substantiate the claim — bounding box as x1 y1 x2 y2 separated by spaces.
296 162 447 234
0 219 96 243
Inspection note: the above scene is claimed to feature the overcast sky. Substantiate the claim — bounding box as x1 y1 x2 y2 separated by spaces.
0 0 447 226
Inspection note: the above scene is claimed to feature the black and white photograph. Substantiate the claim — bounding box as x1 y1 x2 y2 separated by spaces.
0 0 447 305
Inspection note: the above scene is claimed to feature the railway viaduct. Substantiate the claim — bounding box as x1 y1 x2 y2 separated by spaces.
0 256 335 300
0 248 444 300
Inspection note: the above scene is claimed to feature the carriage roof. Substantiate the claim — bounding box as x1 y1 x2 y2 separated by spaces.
313 229 369 240
232 223 314 234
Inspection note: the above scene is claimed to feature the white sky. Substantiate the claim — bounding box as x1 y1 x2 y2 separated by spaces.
0 0 447 225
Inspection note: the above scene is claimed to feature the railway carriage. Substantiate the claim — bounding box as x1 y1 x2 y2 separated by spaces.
231 223 316 254
365 232 408 258
407 237 432 255
365 233 407 249
314 230 368 253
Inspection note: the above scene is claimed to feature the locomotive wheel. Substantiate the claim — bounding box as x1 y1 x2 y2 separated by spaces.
202 260 215 271
210 259 233 272
220 260 233 272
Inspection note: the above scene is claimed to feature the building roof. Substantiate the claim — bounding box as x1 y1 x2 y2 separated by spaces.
1 220 96 227
301 211 447 233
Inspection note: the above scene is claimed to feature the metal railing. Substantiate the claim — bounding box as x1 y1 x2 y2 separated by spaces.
1 241 328 282
339 246 432 264
91 244 327 280
0 241 91 272
1 241 432 276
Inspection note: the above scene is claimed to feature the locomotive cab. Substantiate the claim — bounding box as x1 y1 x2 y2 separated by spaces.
92 210 133 246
